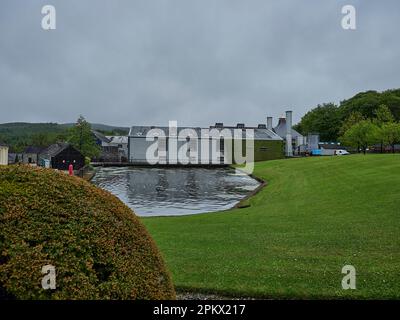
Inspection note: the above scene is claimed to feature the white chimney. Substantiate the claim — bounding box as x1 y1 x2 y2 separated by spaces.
286 110 293 157
267 117 273 131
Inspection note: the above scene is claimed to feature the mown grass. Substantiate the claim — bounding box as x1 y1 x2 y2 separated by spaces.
142 154 400 299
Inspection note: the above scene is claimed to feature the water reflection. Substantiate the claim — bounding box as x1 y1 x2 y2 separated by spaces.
92 167 260 216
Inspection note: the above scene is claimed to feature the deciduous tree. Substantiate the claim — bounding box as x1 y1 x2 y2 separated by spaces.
373 105 395 153
339 112 365 137
341 120 379 154
294 103 341 141
380 122 400 153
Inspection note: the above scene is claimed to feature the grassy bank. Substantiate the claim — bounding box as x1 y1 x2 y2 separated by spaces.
142 155 400 299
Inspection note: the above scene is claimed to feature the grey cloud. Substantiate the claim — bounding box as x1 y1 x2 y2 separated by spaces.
0 0 399 126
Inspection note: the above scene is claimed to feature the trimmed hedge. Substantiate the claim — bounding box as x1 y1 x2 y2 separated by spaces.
0 165 175 300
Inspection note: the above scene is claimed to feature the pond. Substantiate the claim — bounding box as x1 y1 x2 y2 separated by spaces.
91 167 260 217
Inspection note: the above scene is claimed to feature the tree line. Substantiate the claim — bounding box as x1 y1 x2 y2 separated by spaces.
294 89 400 153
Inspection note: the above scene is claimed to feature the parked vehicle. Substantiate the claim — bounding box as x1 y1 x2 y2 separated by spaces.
311 149 322 156
311 149 350 156
334 149 350 156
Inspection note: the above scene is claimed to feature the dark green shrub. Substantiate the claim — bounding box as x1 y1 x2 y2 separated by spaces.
0 165 175 300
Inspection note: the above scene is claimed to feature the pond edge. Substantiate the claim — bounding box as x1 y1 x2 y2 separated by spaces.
232 166 267 209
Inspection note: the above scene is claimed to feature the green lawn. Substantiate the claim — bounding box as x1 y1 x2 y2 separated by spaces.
142 155 400 299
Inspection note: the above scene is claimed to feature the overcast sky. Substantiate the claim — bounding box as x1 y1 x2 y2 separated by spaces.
0 0 399 127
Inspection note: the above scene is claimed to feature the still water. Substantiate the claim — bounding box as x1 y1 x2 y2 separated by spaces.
91 167 260 217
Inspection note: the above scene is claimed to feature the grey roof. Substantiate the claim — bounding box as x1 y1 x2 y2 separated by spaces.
92 130 111 143
273 118 303 139
106 136 128 144
23 146 45 154
251 128 283 140
39 143 70 159
129 125 283 141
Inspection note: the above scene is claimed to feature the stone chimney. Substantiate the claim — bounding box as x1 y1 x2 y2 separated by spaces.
285 111 293 157
267 117 273 131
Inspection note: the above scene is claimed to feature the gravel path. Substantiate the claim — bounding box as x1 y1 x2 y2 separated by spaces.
176 291 255 300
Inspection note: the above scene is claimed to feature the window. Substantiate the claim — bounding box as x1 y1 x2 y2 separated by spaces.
220 137 225 153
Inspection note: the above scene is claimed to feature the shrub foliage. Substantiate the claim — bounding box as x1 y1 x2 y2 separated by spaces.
0 165 175 300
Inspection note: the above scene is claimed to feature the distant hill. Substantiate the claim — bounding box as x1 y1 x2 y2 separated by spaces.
59 123 129 134
0 122 129 135
0 122 129 152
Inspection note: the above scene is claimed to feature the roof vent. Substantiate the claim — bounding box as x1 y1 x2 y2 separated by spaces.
237 123 245 128
215 123 223 128
258 124 267 129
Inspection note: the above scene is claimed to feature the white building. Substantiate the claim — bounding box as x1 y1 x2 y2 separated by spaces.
0 142 9 165
128 124 283 165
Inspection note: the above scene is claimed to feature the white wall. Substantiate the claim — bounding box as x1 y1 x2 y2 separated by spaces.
129 137 154 163
320 148 336 156
297 135 305 146
0 146 9 165
129 137 229 165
